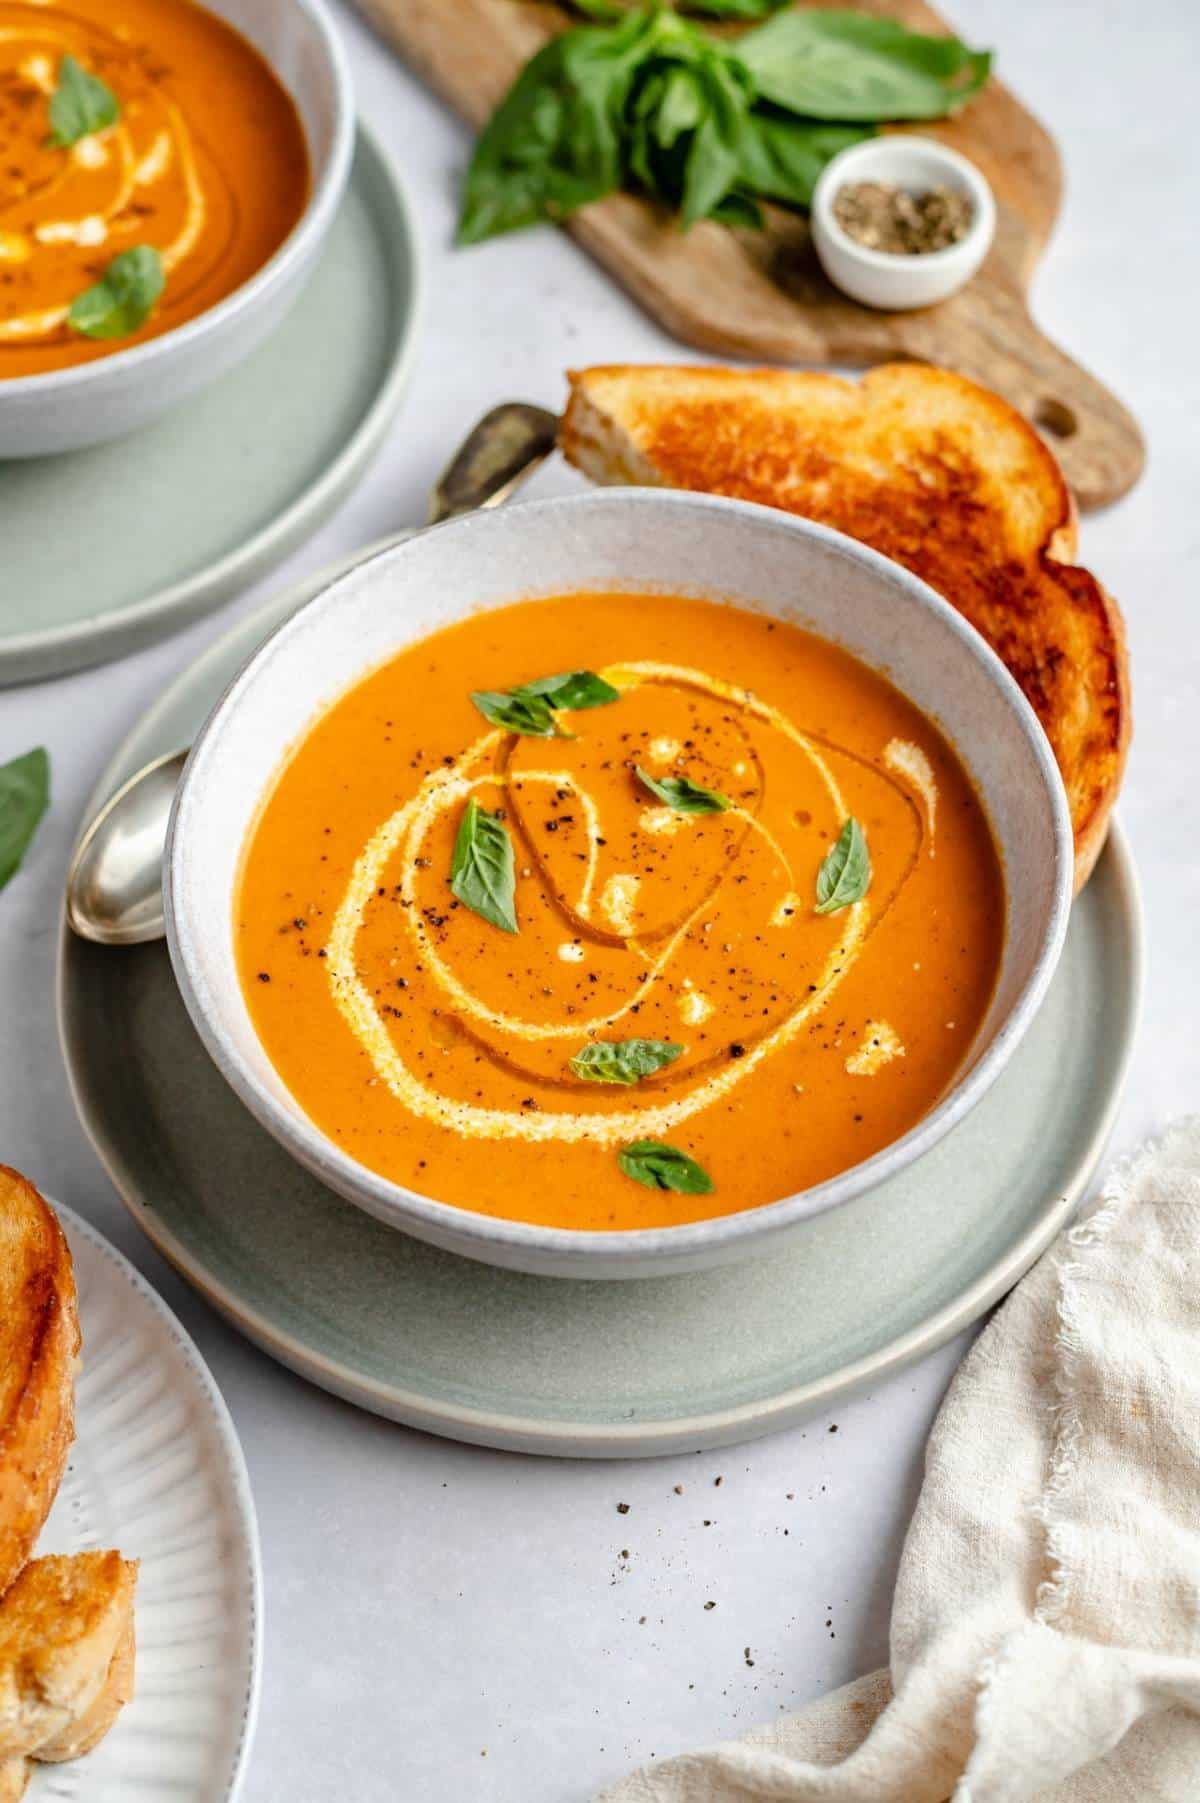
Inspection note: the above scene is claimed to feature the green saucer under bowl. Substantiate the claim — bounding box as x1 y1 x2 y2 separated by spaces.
59 555 1143 1457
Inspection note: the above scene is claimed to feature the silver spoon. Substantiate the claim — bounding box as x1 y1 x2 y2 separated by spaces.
65 402 559 947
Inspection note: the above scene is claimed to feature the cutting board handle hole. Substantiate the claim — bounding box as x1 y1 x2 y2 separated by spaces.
1034 398 1079 440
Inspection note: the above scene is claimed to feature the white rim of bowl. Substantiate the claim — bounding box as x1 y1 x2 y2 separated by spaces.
812 135 996 272
164 490 1075 1270
0 0 355 402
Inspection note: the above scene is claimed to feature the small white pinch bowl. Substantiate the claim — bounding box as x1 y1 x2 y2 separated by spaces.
811 134 996 311
0 0 353 460
165 491 1073 1281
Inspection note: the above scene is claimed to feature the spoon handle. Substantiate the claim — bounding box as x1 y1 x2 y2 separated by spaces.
429 403 559 524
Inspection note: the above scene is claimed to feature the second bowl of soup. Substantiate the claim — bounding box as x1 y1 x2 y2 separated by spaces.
165 491 1073 1277
0 0 352 456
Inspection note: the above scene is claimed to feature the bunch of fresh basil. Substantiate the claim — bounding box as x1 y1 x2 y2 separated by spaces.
458 3 991 244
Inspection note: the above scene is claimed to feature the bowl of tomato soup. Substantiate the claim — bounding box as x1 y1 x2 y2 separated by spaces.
165 491 1073 1279
0 0 352 456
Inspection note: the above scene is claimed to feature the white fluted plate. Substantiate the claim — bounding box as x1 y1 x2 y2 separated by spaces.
29 1204 261 1802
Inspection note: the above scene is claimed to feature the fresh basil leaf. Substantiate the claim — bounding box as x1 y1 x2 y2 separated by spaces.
624 31 758 228
710 188 766 229
458 10 664 244
48 53 119 148
472 670 618 733
68 246 165 340
636 765 730 813
0 748 50 892
736 112 871 209
814 816 870 914
570 1038 684 1085
735 11 992 122
678 0 788 16
460 4 989 245
571 0 787 16
677 50 757 227
450 797 518 934
471 688 562 738
517 670 620 709
618 1139 714 1194
627 63 696 196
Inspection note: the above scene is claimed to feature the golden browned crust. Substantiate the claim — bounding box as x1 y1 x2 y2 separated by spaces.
0 1552 138 1764
0 1170 80 1602
562 363 1131 891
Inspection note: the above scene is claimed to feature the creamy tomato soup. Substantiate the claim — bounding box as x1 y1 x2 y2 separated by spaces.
0 0 308 376
236 593 1005 1231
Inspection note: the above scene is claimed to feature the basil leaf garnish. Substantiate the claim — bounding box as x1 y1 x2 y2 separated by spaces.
472 669 618 736
48 54 119 148
636 765 730 814
618 1139 714 1194
471 689 561 738
815 816 871 915
0 748 50 892
517 670 620 710
449 797 518 934
570 1038 683 1085
68 246 165 340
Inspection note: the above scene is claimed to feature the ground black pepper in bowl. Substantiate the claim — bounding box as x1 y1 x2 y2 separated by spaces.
833 180 973 255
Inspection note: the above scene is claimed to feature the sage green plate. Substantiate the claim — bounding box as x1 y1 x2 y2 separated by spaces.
58 558 1143 1457
0 126 419 687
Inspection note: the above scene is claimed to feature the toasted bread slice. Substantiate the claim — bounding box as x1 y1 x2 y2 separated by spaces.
0 1760 25 1801
34 1614 135 1763
0 1170 79 1599
0 1553 137 1764
561 364 1130 890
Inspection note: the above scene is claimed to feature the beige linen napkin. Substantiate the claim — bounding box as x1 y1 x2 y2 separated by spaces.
602 1120 1200 1802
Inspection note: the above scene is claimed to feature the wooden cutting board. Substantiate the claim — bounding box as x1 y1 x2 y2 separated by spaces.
360 0 1144 510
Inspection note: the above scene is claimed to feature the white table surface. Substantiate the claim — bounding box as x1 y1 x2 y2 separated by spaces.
3 2 1196 1796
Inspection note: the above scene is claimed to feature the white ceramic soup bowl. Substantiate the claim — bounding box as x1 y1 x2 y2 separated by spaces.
165 491 1073 1280
0 0 353 459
